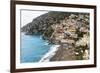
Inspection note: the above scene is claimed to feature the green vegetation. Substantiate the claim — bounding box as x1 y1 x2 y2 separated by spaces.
42 26 54 40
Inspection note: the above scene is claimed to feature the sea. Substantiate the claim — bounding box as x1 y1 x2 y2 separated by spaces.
20 33 59 63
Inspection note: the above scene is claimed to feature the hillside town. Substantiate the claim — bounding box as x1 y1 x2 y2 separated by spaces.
49 14 89 61
21 11 90 61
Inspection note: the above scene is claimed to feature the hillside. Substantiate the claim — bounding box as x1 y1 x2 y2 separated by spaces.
21 11 90 61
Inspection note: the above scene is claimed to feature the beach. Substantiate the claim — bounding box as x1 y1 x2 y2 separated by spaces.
39 44 76 62
50 46 76 61
39 45 60 62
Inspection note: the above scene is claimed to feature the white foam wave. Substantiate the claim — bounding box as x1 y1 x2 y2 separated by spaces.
44 42 49 45
39 45 60 62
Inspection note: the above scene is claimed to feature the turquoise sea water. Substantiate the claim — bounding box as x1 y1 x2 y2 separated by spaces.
20 33 52 63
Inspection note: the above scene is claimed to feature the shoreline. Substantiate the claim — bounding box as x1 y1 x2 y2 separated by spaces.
39 45 60 62
50 45 76 61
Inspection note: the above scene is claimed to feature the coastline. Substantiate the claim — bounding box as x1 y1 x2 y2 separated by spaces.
39 45 60 62
21 12 90 62
39 44 76 62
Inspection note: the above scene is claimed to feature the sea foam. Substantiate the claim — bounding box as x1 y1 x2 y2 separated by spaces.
39 45 60 62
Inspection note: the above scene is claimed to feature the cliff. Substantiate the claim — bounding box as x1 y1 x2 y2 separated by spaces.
21 11 86 40
21 11 71 34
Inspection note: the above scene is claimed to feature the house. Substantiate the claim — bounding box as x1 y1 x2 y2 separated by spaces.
61 39 75 45
55 24 64 33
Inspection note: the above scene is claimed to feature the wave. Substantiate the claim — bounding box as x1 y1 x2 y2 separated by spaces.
39 36 42 39
44 42 49 45
39 45 60 62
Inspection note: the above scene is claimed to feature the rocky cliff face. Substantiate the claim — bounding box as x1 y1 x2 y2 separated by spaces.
21 11 87 39
21 11 90 60
21 11 71 34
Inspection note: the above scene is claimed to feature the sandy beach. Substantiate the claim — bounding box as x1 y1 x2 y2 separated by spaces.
39 45 60 62
50 45 76 61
